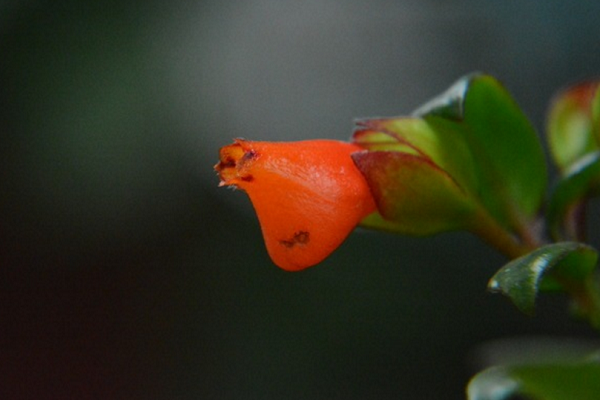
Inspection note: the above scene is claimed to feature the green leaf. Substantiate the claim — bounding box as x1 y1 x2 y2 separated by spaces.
419 74 547 231
513 359 600 400
547 151 600 239
353 73 546 238
488 242 598 314
354 118 479 200
547 81 600 172
593 85 600 131
353 150 476 235
468 358 600 400
412 71 474 120
467 366 519 400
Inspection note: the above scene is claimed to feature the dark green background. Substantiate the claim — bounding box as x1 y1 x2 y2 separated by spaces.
1 1 599 399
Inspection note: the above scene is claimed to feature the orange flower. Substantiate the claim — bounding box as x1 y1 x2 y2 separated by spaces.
215 139 376 271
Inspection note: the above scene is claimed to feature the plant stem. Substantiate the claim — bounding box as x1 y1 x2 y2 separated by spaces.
469 207 537 259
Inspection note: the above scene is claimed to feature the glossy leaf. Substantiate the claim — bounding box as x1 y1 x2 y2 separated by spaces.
468 358 600 400
352 150 476 235
412 72 473 120
488 242 598 314
547 151 600 239
418 74 547 230
547 81 600 172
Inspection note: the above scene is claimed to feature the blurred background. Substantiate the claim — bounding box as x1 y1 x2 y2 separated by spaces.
1 0 599 399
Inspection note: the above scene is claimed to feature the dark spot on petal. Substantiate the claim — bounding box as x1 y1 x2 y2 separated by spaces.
240 175 254 182
221 157 236 168
279 231 310 248
242 150 257 162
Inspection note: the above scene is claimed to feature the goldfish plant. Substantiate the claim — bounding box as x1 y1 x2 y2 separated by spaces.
215 73 600 399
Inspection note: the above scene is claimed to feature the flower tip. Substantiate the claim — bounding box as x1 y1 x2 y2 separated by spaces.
215 140 255 187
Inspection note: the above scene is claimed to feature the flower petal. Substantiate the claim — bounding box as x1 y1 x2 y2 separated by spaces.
216 139 376 271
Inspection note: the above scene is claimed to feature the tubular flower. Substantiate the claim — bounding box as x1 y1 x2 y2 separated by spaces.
215 139 376 271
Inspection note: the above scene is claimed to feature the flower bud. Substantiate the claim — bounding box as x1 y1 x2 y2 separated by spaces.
216 139 376 271
547 81 600 173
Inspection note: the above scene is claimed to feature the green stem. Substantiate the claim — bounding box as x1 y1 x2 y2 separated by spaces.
469 207 537 259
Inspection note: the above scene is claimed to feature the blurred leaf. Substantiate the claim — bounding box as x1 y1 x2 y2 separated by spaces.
547 151 600 239
547 81 600 172
514 359 600 400
488 242 598 314
419 73 547 230
593 86 600 131
353 150 476 235
468 358 600 400
467 366 519 400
